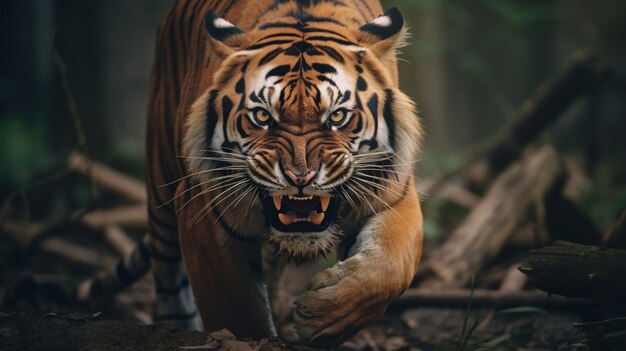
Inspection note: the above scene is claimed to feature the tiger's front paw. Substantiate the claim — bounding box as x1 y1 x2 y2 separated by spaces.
293 257 400 348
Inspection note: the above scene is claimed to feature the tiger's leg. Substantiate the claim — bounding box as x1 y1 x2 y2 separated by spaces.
175 180 275 338
294 179 424 346
147 188 202 330
261 242 289 327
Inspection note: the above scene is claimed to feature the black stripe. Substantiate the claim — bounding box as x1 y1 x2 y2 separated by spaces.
317 45 345 63
259 48 283 65
116 261 135 285
287 13 343 26
177 0 192 67
359 0 376 18
204 10 244 41
213 208 258 242
148 208 178 232
259 22 302 30
166 22 180 105
222 0 237 17
222 96 234 144
340 90 351 104
137 240 151 264
205 89 219 149
359 8 404 40
266 65 291 78
236 115 249 138
367 93 379 139
383 89 396 148
150 228 180 247
312 63 337 74
258 32 301 42
156 278 189 295
246 39 294 50
149 245 182 263
302 27 350 40
305 36 356 46
357 76 368 91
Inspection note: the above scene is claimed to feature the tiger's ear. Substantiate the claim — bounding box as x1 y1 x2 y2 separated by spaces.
204 10 247 57
356 8 406 58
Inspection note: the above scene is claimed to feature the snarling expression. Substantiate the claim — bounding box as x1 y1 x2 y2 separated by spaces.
185 9 421 260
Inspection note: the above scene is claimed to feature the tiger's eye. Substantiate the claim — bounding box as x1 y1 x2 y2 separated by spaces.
254 109 271 124
329 110 346 124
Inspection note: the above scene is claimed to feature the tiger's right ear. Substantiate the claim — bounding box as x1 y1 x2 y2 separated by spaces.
204 10 247 57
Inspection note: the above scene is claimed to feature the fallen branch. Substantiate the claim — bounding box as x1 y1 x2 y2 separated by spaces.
499 262 528 292
67 152 147 204
416 179 480 208
425 48 603 195
104 224 136 257
391 288 595 310
417 145 562 288
521 241 626 303
81 205 147 230
41 238 117 269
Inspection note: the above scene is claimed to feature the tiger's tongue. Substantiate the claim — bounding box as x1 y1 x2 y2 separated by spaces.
278 212 325 225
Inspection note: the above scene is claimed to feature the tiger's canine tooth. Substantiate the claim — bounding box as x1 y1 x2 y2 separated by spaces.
320 196 330 212
273 196 282 210
310 212 325 225
278 213 294 225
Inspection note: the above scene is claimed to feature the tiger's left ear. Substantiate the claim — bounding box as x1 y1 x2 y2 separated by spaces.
356 7 406 58
204 10 247 57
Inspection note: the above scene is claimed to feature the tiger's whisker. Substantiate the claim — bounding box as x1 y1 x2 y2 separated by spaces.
159 168 247 187
214 184 256 224
179 177 250 215
189 179 252 225
159 173 247 208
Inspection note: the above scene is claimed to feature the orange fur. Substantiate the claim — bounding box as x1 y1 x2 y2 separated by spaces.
146 0 423 346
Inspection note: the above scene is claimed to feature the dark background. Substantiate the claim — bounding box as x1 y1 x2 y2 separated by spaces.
1 0 625 233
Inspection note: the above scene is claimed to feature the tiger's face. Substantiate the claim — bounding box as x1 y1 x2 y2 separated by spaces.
185 8 421 260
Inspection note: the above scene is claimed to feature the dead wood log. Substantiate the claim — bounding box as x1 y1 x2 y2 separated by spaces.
602 208 626 249
476 49 603 186
104 224 136 257
81 205 147 230
391 288 595 310
425 49 602 196
2 206 146 248
521 241 626 303
41 238 117 269
416 179 480 208
67 151 147 203
1 210 86 246
499 262 528 292
417 145 562 288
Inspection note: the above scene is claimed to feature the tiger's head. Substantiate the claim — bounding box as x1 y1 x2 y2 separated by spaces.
185 7 422 261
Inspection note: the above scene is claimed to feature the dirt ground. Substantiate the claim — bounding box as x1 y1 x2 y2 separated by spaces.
0 307 589 350
0 210 612 350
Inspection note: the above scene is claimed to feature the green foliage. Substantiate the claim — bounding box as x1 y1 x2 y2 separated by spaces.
0 115 56 189
579 176 626 231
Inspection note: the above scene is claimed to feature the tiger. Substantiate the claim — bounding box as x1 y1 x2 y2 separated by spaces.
79 0 424 347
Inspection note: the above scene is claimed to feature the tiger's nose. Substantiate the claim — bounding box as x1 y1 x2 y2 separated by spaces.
284 169 317 187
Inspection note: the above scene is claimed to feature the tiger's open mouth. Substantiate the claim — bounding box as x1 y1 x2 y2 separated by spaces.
264 194 339 232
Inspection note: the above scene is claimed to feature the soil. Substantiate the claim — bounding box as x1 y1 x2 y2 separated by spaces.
0 213 608 350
